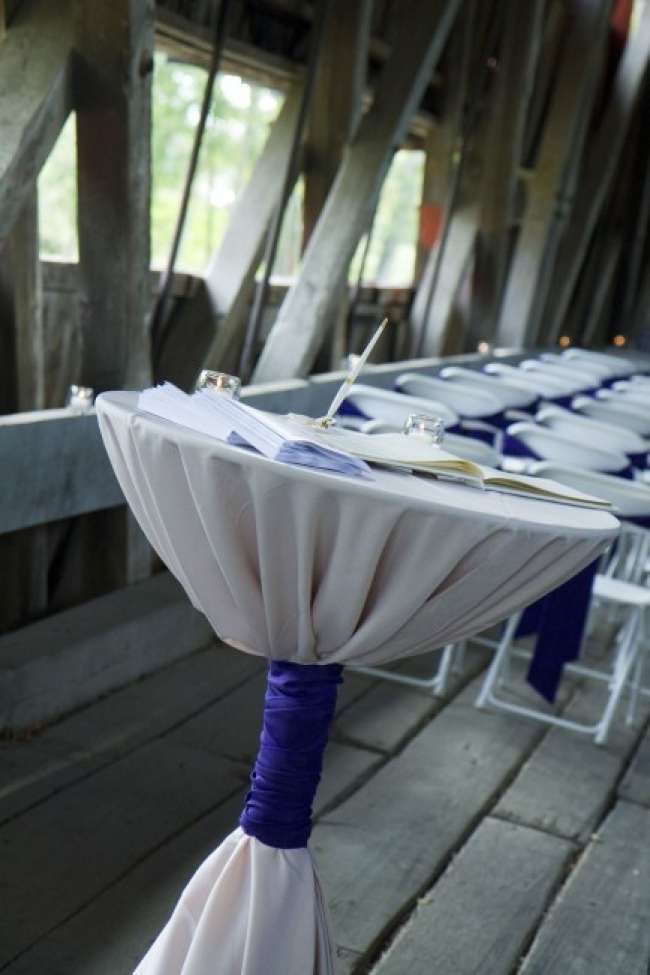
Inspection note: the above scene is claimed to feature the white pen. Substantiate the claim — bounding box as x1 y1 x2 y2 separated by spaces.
319 318 389 427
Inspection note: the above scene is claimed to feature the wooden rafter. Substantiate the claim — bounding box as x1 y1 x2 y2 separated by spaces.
466 0 545 350
496 0 612 350
0 0 73 242
74 0 155 586
542 0 650 345
253 0 463 382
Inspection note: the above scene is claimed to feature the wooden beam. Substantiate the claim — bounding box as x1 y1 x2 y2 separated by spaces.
496 0 612 349
542 0 650 345
413 205 478 357
12 189 45 412
0 189 48 627
75 0 154 392
466 0 545 349
253 0 463 382
155 85 303 387
302 0 371 246
409 5 475 356
413 17 468 284
0 0 72 242
74 0 155 585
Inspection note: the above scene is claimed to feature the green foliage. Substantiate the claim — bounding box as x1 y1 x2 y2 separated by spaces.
38 54 423 286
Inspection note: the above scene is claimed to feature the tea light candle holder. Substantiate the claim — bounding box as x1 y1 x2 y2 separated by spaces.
403 412 445 445
196 371 242 400
66 385 94 414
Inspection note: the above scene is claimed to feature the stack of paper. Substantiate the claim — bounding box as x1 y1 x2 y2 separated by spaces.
138 384 372 478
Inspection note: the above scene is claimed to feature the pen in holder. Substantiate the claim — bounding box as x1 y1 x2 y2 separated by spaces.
403 413 445 445
197 371 242 400
66 385 94 414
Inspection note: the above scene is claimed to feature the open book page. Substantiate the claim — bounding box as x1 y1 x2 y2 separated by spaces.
477 467 611 508
301 426 484 481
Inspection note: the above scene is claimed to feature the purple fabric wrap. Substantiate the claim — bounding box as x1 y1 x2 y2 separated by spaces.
239 661 343 849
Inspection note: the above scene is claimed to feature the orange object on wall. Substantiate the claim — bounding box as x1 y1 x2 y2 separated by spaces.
419 202 444 250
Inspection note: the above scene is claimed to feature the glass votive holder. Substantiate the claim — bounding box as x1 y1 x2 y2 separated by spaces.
66 385 94 413
403 412 445 445
196 371 242 400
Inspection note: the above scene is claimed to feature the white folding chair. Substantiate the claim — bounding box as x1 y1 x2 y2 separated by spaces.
561 348 641 377
502 421 632 475
439 365 538 410
340 384 458 429
519 358 596 391
573 394 650 436
484 362 577 399
476 464 650 744
536 405 650 459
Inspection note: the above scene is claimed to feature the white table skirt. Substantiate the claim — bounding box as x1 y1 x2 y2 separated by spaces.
96 391 618 975
97 392 617 669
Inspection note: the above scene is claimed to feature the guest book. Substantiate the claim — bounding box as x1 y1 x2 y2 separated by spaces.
138 383 611 510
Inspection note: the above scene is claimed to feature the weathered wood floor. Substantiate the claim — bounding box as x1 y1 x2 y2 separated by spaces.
2 633 650 974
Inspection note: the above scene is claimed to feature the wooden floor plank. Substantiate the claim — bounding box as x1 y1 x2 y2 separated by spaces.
0 739 244 966
1 737 381 973
494 678 650 842
372 817 573 975
520 800 650 974
618 722 650 808
333 646 489 754
0 644 261 824
0 794 246 975
312 678 545 971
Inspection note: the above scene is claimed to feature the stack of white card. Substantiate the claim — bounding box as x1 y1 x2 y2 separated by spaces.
138 383 371 478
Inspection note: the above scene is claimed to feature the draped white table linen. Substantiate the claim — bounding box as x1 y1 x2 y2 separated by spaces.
96 392 618 975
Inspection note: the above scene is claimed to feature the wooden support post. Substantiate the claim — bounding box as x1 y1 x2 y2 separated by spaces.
496 0 611 350
0 189 48 627
12 190 45 412
302 0 371 246
542 0 650 346
410 5 475 357
413 205 478 357
154 85 303 388
466 0 545 350
303 0 372 370
74 0 154 586
75 0 154 392
253 0 463 382
0 0 72 243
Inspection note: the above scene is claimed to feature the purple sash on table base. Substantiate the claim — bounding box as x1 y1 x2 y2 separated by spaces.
240 661 342 848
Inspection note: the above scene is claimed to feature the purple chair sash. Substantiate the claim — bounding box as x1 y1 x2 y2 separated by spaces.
522 512 650 702
518 559 599 702
240 661 342 849
549 394 575 409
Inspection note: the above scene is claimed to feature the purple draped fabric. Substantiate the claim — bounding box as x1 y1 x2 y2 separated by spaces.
240 661 343 849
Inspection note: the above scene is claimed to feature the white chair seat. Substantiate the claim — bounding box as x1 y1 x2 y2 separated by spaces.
573 395 650 436
439 366 536 409
593 575 650 607
484 362 576 398
561 349 639 376
342 384 458 428
505 422 630 473
536 407 650 456
395 372 503 419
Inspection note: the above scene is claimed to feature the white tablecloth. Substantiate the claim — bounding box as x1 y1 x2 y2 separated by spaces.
97 392 617 669
96 392 618 975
